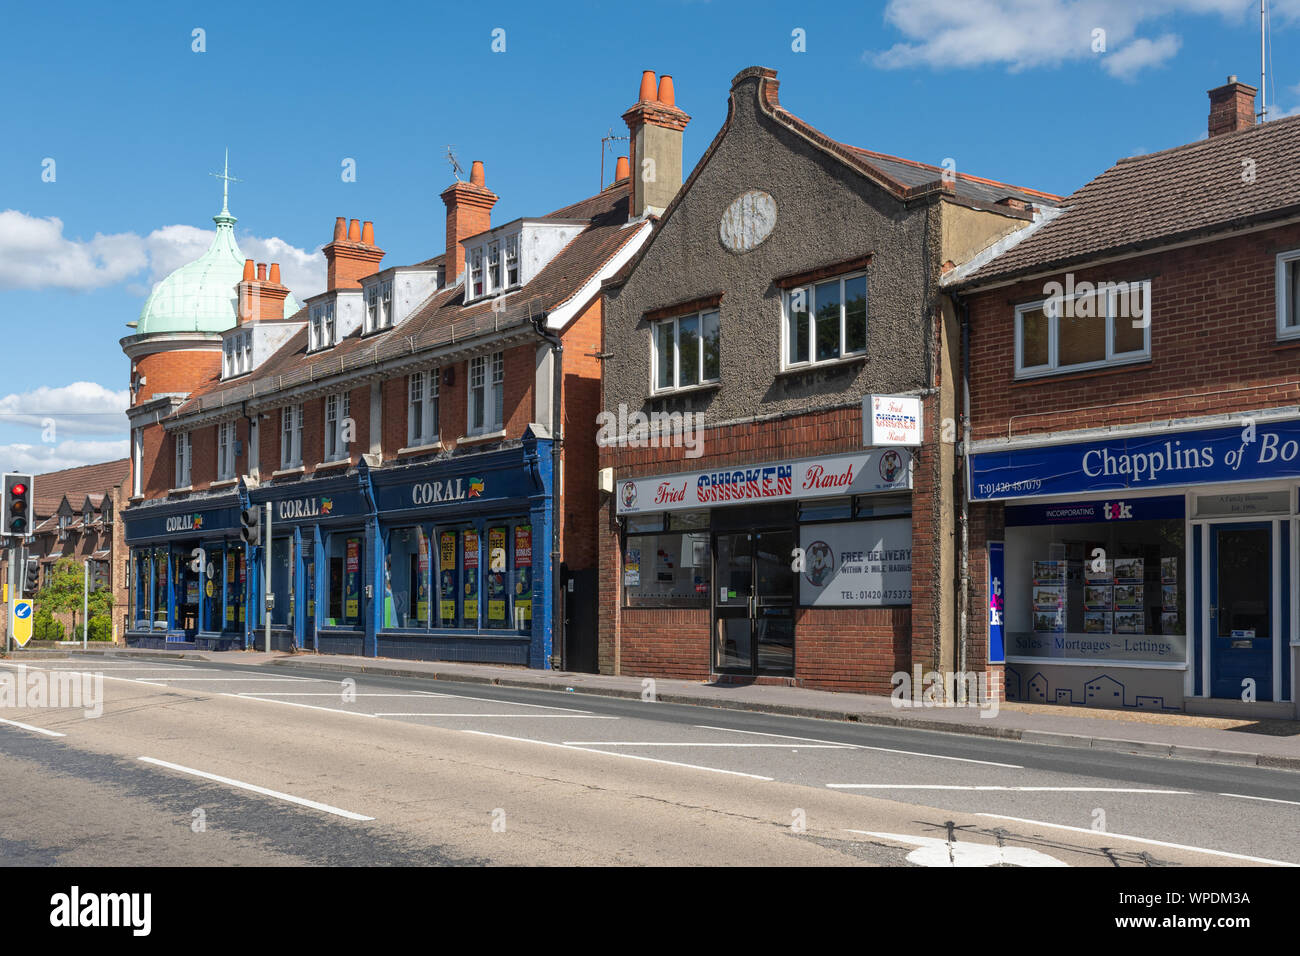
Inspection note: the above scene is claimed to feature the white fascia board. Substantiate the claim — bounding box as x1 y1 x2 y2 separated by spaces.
545 219 653 331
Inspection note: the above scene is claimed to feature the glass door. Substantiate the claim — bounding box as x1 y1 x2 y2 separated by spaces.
712 528 795 675
1209 523 1273 700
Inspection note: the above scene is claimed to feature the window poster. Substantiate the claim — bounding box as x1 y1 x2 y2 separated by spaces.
1161 557 1178 584
624 548 641 587
237 557 246 622
306 559 316 619
226 557 236 622
1113 584 1143 609
416 532 429 622
1084 559 1112 583
1114 558 1144 583
1084 585 1112 610
439 531 457 625
1032 585 1063 610
345 537 361 619
1161 584 1178 611
1084 611 1112 634
463 530 479 623
514 525 532 625
487 527 507 622
1032 561 1065 584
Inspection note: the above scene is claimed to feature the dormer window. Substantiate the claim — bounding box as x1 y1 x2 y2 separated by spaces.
505 235 519 287
365 279 394 333
242 333 251 371
470 248 484 298
309 301 336 350
486 241 501 294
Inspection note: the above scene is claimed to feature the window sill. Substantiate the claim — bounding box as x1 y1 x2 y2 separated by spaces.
271 466 305 478
650 381 722 399
398 441 443 455
315 457 351 471
1010 358 1153 387
775 354 867 378
210 478 238 489
459 429 507 445
168 486 193 495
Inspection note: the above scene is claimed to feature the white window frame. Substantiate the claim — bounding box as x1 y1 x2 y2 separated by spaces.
468 352 504 435
216 421 236 481
1276 249 1300 340
781 271 869 370
408 369 440 446
224 339 236 378
1014 279 1152 379
651 310 721 394
174 431 192 488
324 392 351 462
486 241 501 294
240 333 251 373
281 404 303 469
365 279 394 333
505 234 520 287
309 301 336 350
470 247 485 299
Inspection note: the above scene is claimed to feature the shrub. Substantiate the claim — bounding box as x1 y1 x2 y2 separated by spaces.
72 616 113 642
32 608 64 642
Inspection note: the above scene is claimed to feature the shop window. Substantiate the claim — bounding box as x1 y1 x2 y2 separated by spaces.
784 273 867 368
854 493 913 519
484 525 513 630
153 546 168 629
270 537 294 627
133 550 151 628
1003 510 1185 664
798 496 853 523
667 510 709 531
225 545 245 630
624 528 710 608
461 529 481 627
326 533 363 627
172 549 199 631
386 526 429 628
1277 249 1300 339
204 549 224 632
653 310 720 392
1014 280 1151 378
408 370 440 447
436 529 460 627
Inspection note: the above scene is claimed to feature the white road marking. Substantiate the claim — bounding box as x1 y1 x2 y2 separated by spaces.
0 716 66 737
463 730 774 780
220 694 378 718
236 692 447 698
563 741 847 748
845 829 1069 867
1219 792 1300 807
829 785 1188 793
138 757 374 821
377 713 617 719
134 677 320 682
423 691 596 713
695 724 1024 769
976 812 1300 867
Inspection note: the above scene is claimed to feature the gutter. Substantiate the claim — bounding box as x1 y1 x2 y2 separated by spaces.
951 291 972 696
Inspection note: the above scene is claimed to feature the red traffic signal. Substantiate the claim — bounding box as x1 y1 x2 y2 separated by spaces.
10 483 25 496
3 473 33 536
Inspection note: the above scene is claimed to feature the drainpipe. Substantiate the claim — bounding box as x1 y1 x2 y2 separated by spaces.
531 312 564 671
950 291 972 694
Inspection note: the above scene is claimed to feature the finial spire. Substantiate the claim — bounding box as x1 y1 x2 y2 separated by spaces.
210 149 242 223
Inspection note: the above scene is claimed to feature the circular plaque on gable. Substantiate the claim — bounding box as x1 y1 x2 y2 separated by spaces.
719 189 777 253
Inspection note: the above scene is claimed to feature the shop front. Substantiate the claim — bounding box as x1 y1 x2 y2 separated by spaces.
615 448 914 684
124 497 247 650
970 417 1300 714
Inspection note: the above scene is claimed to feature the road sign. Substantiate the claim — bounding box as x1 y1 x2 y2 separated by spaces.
11 598 34 647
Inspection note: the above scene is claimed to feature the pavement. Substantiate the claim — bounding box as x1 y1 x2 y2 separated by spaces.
15 643 1300 772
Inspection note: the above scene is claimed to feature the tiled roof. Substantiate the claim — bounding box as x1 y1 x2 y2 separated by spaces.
961 114 1300 286
842 146 1059 208
32 459 129 517
175 184 640 417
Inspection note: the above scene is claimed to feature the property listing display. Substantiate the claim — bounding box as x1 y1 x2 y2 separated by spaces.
1004 497 1186 663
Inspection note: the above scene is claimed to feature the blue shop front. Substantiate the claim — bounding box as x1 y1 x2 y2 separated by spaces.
125 431 556 668
970 417 1300 716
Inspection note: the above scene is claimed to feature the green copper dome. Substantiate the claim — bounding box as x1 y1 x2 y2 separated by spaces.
133 200 301 335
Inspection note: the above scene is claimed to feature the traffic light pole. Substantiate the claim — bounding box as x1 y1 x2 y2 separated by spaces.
5 541 12 653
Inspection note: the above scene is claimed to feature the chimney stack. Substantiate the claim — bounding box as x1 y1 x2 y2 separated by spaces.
237 261 290 324
1208 75 1257 137
323 215 385 290
440 161 498 284
623 70 690 219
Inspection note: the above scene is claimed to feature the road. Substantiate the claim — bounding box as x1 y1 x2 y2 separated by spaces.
0 656 1296 866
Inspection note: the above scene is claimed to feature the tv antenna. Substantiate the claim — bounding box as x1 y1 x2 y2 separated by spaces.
446 145 465 181
600 127 630 190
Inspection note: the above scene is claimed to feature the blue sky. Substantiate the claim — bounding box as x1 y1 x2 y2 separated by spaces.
1 0 1297 471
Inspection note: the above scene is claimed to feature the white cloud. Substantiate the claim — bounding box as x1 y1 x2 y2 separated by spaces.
870 0 1259 77
0 210 324 299
0 382 130 437
0 440 129 475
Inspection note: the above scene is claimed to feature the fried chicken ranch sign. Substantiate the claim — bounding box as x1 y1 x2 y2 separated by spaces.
616 450 912 515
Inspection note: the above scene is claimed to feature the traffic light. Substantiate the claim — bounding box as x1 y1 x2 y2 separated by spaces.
22 556 39 596
239 506 261 546
2 473 34 537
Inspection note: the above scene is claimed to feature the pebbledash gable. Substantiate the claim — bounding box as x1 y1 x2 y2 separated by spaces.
596 66 1057 694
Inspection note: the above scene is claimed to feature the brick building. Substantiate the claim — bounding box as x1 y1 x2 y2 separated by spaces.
948 77 1300 717
0 459 129 641
120 111 654 668
597 67 1057 692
